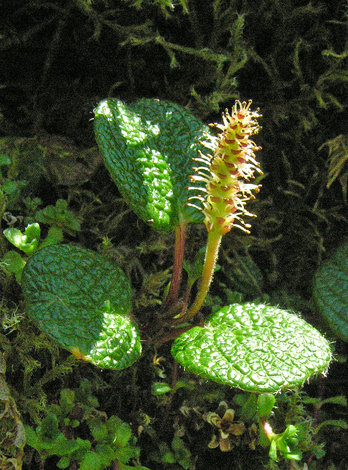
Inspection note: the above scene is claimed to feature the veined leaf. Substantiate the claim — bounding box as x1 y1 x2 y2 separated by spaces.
22 245 141 370
171 303 331 392
313 241 348 342
94 98 207 231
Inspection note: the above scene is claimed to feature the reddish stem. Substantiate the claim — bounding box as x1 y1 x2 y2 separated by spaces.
178 281 193 318
155 324 193 344
112 459 119 470
162 223 187 312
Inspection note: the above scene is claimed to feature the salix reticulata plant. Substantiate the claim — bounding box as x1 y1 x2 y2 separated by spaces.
4 98 331 393
3 97 333 462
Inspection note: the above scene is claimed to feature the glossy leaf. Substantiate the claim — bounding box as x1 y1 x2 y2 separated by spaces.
3 223 40 254
22 245 141 369
171 303 331 392
313 242 348 341
94 98 207 231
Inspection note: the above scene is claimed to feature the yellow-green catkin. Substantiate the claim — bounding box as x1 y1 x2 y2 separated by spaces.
188 100 263 235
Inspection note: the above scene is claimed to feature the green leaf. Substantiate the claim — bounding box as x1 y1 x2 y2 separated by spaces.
48 435 81 456
88 418 108 442
119 464 151 470
161 451 176 464
257 393 275 419
116 446 137 463
152 382 172 396
2 250 26 283
70 438 91 461
171 437 191 469
39 225 64 248
38 413 60 441
79 451 105 470
0 154 11 166
57 456 70 469
94 98 207 231
269 439 278 461
35 199 81 236
94 444 116 464
171 303 332 392
112 419 132 448
315 419 348 434
3 223 40 254
313 242 348 341
59 389 76 415
235 392 258 421
24 426 43 452
319 395 347 407
125 467 151 470
303 395 347 407
272 425 302 461
21 245 141 370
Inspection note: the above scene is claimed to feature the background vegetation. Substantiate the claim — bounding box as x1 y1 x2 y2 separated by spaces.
1 0 348 469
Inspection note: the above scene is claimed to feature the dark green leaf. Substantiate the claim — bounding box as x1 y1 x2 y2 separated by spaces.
24 426 42 451
94 98 207 231
22 245 141 370
38 413 60 441
171 303 331 392
313 242 348 341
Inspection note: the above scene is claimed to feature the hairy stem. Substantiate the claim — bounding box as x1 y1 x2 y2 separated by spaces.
162 223 187 312
176 230 222 324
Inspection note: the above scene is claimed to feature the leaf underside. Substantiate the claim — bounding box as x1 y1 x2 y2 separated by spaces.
313 242 348 342
171 303 332 392
22 245 141 370
94 98 207 231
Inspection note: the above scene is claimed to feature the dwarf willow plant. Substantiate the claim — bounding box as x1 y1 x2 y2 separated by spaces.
4 98 331 391
3 98 332 395
3 98 334 462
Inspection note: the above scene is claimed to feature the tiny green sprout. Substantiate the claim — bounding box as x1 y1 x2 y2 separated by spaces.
265 423 302 462
2 222 62 282
257 394 302 461
2 223 41 282
3 223 40 255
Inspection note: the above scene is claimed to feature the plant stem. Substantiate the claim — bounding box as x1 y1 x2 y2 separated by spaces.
162 223 187 312
175 230 222 324
178 280 194 318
